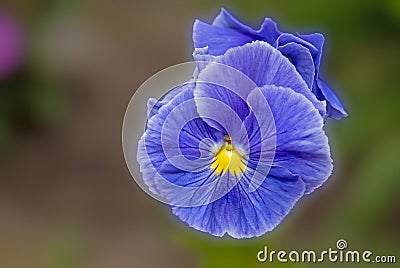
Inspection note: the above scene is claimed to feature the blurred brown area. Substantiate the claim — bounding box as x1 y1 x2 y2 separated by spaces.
0 0 206 267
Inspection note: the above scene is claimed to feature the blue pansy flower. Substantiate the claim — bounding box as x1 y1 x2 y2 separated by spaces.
138 41 333 238
193 8 347 120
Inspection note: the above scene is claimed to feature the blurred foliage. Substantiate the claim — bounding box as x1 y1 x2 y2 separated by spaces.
0 1 78 151
46 227 83 268
178 229 306 268
0 65 67 150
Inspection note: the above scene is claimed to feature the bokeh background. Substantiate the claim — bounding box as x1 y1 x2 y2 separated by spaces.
0 0 399 267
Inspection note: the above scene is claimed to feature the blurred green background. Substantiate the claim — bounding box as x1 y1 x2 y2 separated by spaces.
0 0 399 267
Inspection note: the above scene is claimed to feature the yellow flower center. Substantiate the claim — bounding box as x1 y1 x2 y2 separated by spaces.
210 135 246 176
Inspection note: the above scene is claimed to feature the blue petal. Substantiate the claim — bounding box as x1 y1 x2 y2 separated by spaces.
157 160 233 207
146 97 159 117
316 78 348 119
172 165 305 238
192 9 347 120
276 33 319 62
195 41 326 119
254 85 333 194
193 8 281 56
194 58 258 142
296 33 325 73
278 42 315 89
147 82 193 119
242 89 277 192
193 19 254 56
212 8 281 44
277 33 347 120
192 46 215 73
138 85 226 205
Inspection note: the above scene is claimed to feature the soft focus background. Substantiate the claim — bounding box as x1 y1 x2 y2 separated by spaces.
0 0 399 267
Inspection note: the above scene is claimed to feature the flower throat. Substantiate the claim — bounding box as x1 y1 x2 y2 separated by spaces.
210 135 246 176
